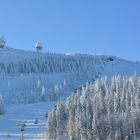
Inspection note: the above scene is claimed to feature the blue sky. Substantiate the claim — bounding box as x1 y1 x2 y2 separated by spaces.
0 0 140 61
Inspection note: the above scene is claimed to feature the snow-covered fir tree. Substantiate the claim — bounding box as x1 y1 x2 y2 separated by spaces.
0 95 4 115
41 85 45 101
46 76 140 140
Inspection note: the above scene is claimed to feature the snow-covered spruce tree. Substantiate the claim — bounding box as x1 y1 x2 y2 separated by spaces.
53 84 60 101
28 90 35 104
0 95 4 115
47 109 57 139
47 75 140 140
56 101 68 138
41 85 45 101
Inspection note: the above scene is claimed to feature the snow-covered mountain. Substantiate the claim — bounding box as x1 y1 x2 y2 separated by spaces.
1 47 140 139
0 47 140 104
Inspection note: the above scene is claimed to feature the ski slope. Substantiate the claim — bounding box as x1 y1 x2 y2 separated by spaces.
0 102 56 140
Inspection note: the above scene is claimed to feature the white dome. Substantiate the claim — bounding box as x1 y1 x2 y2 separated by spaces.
36 42 43 48
35 42 43 52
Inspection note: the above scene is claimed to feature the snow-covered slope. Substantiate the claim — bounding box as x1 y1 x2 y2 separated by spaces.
0 47 140 104
0 102 56 140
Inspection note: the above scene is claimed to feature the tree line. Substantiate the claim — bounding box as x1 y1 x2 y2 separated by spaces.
0 53 111 75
